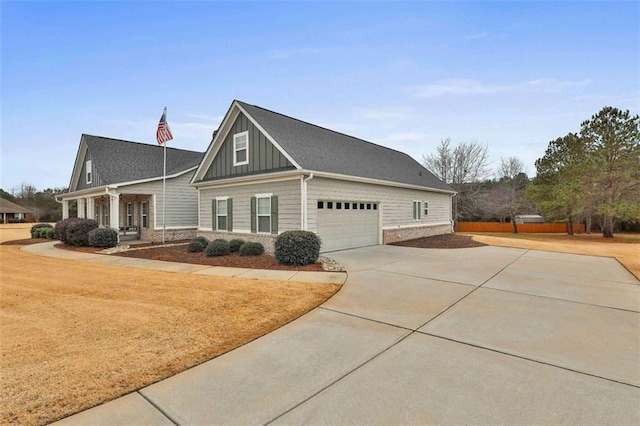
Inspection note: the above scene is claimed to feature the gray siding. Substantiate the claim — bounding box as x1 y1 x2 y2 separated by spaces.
199 179 301 232
307 177 452 232
119 171 198 228
202 112 295 181
75 149 102 191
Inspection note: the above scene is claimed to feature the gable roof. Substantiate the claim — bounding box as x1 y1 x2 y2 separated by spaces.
0 198 32 214
71 134 204 189
196 100 453 192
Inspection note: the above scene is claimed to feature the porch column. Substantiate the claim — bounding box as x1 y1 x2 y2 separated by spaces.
109 195 119 230
85 197 94 222
62 200 69 219
77 198 86 218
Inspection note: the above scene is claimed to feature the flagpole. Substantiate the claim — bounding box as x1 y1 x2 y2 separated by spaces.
162 107 167 244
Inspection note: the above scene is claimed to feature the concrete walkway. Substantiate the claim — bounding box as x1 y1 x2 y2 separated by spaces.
48 244 640 425
21 241 346 284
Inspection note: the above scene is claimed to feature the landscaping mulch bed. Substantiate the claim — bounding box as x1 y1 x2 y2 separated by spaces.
112 244 325 271
391 233 487 249
0 238 49 246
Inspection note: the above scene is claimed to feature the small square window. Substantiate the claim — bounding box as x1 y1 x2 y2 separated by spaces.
423 201 429 216
327 201 333 209
336 202 342 209
360 203 365 210
345 203 350 210
373 204 378 210
318 201 324 209
352 203 358 209
366 203 371 210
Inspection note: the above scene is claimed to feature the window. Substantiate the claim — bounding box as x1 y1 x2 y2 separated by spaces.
327 202 333 209
360 203 365 210
423 201 429 216
95 203 100 224
141 202 148 228
126 202 133 227
336 202 342 209
373 204 378 210
257 196 271 233
413 201 421 220
352 203 357 209
86 160 92 184
317 201 324 209
104 204 109 227
344 203 350 210
233 131 249 166
366 203 372 210
217 199 228 231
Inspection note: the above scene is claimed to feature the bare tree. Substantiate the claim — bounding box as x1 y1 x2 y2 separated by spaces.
423 139 490 222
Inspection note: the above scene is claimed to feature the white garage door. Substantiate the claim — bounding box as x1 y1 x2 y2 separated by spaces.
316 200 379 252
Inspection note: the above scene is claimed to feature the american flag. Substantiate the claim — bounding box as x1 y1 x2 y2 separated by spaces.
156 108 174 145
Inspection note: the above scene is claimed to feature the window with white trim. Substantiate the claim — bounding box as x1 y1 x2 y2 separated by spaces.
104 204 109 226
95 203 100 224
257 196 271 233
217 198 228 231
86 160 92 184
413 201 421 220
423 201 429 216
126 202 133 227
141 202 148 228
233 131 249 166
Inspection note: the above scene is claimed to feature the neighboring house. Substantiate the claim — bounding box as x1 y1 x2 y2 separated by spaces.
0 198 33 223
191 100 455 252
58 134 203 241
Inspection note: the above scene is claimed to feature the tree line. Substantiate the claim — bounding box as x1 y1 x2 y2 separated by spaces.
1 184 68 222
422 106 640 238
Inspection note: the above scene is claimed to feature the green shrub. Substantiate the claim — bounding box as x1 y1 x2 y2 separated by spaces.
193 236 209 246
238 242 264 257
31 223 53 238
65 218 99 246
275 230 321 266
8 218 26 223
41 228 55 239
34 228 47 238
229 239 245 253
205 239 230 257
88 228 118 248
187 240 206 252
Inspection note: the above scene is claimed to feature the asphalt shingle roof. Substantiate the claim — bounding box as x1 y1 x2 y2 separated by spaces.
0 198 32 214
82 135 204 186
236 101 453 192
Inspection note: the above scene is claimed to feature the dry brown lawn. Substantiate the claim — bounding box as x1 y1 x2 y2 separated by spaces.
0 223 33 243
0 243 340 425
466 232 640 279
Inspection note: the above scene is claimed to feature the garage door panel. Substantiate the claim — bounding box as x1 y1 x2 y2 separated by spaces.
317 202 379 252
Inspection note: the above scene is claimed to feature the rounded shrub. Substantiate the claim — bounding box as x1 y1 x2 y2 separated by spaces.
88 228 118 248
193 236 210 246
205 239 230 257
187 240 206 252
238 242 264 257
31 223 53 238
229 239 245 253
54 218 75 242
275 230 321 266
41 228 55 239
65 218 99 246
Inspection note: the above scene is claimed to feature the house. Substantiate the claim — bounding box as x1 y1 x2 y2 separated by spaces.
191 100 455 252
0 198 33 223
58 134 203 241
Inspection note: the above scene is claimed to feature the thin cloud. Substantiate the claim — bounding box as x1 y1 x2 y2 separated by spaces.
462 32 495 40
405 78 592 98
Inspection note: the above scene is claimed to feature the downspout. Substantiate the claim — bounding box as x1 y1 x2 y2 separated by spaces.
450 193 456 233
301 173 314 231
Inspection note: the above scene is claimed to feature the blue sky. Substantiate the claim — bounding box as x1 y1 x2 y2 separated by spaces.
2 1 638 192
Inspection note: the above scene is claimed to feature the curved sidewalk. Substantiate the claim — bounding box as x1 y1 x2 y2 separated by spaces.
21 242 346 285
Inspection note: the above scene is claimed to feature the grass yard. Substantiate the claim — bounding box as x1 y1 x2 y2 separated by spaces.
466 232 640 279
0 242 340 425
0 223 33 243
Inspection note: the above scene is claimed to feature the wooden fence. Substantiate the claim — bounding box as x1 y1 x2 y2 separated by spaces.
456 222 586 233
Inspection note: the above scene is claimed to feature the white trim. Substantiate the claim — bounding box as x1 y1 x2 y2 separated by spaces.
215 196 229 201
412 200 421 221
193 170 302 189
255 192 273 198
308 170 456 195
232 131 249 166
86 160 92 184
216 198 229 231
256 194 271 234
199 228 252 234
69 140 88 191
197 190 201 229
112 166 197 188
423 200 429 216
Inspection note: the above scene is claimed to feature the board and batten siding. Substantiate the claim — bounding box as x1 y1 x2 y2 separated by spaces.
306 177 452 232
198 179 301 232
202 112 295 181
118 171 198 228
74 148 103 191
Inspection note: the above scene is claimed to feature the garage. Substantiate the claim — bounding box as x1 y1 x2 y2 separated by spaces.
316 200 379 252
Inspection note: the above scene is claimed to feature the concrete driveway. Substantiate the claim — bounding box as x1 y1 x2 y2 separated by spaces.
57 245 640 425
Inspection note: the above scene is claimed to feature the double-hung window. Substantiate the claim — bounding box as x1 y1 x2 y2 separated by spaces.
95 203 100 224
257 196 271 233
141 202 149 228
233 131 249 166
126 202 133 227
217 198 228 231
104 204 109 227
413 201 421 221
86 160 92 184
423 201 429 217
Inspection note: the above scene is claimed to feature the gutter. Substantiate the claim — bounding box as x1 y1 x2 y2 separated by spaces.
301 173 314 230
